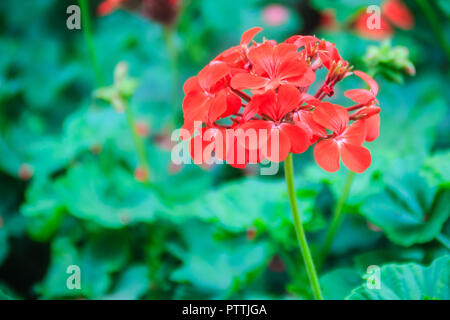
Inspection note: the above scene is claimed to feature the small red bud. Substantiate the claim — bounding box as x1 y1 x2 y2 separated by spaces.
246 227 257 241
18 164 34 181
134 167 148 182
135 121 151 138
90 144 102 155
367 221 382 232
268 255 286 273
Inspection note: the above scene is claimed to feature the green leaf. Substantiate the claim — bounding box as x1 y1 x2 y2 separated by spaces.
362 173 450 246
0 286 16 300
37 233 130 299
103 265 149 300
354 247 426 271
169 178 322 246
347 255 450 300
327 214 383 255
56 159 164 229
320 268 363 299
0 228 8 266
169 222 272 298
21 177 66 241
422 150 450 188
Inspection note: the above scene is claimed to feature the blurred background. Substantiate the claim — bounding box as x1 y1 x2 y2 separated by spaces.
0 0 448 300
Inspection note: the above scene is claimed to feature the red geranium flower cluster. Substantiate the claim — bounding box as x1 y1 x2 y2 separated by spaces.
181 27 381 173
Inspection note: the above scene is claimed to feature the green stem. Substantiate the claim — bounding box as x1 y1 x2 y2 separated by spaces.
317 171 355 271
123 97 151 183
436 234 450 250
79 0 103 86
162 27 181 128
284 153 323 300
415 0 450 62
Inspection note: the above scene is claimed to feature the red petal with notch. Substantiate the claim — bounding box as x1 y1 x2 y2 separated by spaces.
253 90 278 121
339 143 371 173
314 139 340 172
293 110 327 142
276 85 302 120
248 42 275 76
312 102 349 133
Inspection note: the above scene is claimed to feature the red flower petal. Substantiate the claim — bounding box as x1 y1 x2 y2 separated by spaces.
248 42 276 76
230 73 268 90
240 27 263 46
293 110 327 141
253 90 278 121
353 70 379 95
312 102 349 133
285 35 319 48
276 85 302 120
339 143 371 173
182 92 210 135
224 131 262 168
97 0 124 16
198 62 230 91
183 76 200 94
280 123 310 154
342 120 366 146
355 12 393 40
207 90 227 125
314 139 340 172
344 89 374 104
189 128 215 164
382 0 414 30
222 90 242 118
263 127 291 162
237 120 272 150
364 114 380 142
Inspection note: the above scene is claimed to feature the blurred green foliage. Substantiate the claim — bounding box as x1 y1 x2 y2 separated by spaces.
0 0 448 300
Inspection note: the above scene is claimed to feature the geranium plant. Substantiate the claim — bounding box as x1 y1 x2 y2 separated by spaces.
180 27 381 299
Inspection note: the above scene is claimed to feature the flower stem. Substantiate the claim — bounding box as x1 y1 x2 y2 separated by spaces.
317 171 355 271
284 153 323 300
123 97 151 183
78 0 103 86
